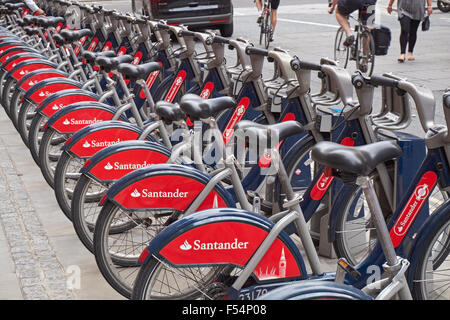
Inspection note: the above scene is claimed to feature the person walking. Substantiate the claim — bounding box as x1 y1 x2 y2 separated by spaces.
387 0 433 62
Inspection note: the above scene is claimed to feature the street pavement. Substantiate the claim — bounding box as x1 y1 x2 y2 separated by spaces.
0 0 449 300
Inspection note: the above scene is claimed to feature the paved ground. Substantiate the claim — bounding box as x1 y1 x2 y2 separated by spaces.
0 0 449 300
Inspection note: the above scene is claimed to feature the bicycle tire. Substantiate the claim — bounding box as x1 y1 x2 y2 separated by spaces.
54 150 86 221
28 112 47 166
71 174 109 253
264 11 272 49
17 99 36 148
93 200 174 298
132 254 236 300
411 209 450 300
9 87 25 130
257 280 373 300
38 126 68 188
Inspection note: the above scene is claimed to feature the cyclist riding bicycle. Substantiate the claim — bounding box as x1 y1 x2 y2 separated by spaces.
256 0 280 41
328 0 377 46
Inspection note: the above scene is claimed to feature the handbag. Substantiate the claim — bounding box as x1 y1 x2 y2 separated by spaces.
422 15 430 31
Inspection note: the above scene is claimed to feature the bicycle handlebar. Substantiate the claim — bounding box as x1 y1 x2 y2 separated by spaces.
212 35 230 45
352 73 399 89
290 57 321 72
156 22 170 30
245 46 269 57
177 29 196 38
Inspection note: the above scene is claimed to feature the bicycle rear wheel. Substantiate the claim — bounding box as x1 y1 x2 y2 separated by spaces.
356 30 375 76
264 11 272 49
334 27 349 68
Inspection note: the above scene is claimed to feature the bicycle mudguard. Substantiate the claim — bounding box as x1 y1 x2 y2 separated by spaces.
0 46 39 65
23 78 84 106
406 198 450 286
35 89 100 118
6 59 58 82
62 121 149 159
44 101 127 134
2 52 46 72
0 41 27 56
138 208 307 283
255 280 372 300
15 69 69 92
102 163 235 211
80 140 172 184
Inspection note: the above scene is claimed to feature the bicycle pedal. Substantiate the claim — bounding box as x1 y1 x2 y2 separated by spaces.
337 258 361 280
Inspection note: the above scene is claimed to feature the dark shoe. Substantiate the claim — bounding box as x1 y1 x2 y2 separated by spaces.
269 31 274 42
343 35 355 47
257 15 263 25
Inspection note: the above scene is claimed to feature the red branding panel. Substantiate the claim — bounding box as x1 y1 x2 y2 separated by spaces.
164 70 187 102
74 35 88 56
222 97 250 145
390 171 437 248
12 64 56 81
70 128 140 158
160 222 301 280
40 94 98 117
4 56 39 71
20 72 67 91
138 62 162 99
50 108 116 134
310 137 354 201
0 49 30 64
89 149 169 182
113 175 227 211
28 83 80 104
199 81 214 99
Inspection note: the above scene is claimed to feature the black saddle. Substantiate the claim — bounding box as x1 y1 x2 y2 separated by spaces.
59 29 93 43
23 27 40 36
117 62 162 81
95 54 133 72
234 120 304 144
82 50 115 65
36 16 65 28
5 3 23 10
155 101 185 124
179 94 235 120
52 34 65 46
311 140 402 176
23 15 38 25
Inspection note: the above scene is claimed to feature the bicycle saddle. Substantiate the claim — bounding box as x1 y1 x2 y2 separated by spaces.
155 101 185 124
23 27 40 36
23 15 38 25
95 55 133 72
59 29 93 42
179 94 235 120
117 62 162 81
311 140 402 176
234 120 304 143
5 3 24 10
82 50 116 64
53 34 65 46
35 16 65 28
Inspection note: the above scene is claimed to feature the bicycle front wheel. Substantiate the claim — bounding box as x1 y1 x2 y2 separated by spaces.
356 30 375 76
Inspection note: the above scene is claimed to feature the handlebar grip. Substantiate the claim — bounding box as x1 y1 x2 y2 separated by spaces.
351 72 366 89
368 75 399 88
212 35 230 45
290 57 321 72
178 29 196 37
156 23 170 30
245 46 269 57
